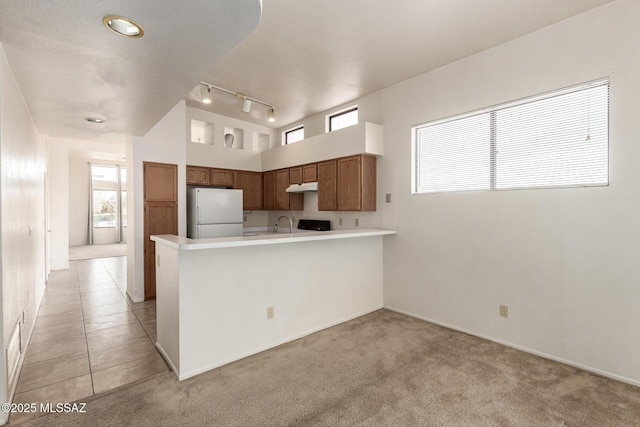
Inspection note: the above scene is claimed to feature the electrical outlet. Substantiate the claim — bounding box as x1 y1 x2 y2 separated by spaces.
156 254 160 268
385 193 392 203
355 218 359 227
267 306 274 320
339 218 343 226
243 215 247 222
499 304 509 318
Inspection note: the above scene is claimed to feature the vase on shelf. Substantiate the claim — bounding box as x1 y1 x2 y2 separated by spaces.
224 133 234 148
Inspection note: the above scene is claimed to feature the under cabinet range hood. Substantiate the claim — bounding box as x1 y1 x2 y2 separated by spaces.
286 182 318 193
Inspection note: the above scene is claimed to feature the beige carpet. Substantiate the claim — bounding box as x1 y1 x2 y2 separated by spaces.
69 244 127 261
12 310 640 426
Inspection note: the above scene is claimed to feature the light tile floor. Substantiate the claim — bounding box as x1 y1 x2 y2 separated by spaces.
12 256 167 422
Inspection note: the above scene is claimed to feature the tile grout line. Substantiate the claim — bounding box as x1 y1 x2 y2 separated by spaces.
76 261 96 397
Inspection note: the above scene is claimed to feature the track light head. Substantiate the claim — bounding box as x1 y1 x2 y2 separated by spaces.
201 86 212 104
267 108 275 122
242 98 252 113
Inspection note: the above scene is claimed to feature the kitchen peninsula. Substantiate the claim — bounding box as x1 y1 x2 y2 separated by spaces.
151 228 396 380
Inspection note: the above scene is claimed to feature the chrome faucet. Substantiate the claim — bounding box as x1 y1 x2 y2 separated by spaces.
273 215 293 233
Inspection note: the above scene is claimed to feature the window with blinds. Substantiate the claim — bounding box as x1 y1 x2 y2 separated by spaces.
413 79 609 194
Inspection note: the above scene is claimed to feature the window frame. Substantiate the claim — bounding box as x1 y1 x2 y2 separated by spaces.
411 78 610 195
326 106 358 132
283 125 304 145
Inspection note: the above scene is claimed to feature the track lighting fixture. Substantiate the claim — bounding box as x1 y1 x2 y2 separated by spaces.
199 81 276 123
201 86 212 104
242 98 252 113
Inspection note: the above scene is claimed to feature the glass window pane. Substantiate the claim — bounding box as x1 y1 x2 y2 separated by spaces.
93 190 117 227
330 108 358 131
285 127 304 144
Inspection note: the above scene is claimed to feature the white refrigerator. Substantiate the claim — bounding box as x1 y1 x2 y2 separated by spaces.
187 188 243 238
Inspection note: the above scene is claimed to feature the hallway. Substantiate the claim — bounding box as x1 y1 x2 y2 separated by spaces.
11 257 167 423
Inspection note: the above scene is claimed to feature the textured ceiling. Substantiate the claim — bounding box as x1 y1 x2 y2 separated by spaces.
190 0 615 128
0 0 615 144
0 0 261 143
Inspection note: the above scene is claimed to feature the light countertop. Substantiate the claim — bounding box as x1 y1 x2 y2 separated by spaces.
151 228 396 251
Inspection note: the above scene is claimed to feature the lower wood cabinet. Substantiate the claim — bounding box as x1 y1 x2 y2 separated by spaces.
234 171 263 210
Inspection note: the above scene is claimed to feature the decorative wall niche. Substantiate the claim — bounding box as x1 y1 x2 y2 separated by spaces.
191 120 214 145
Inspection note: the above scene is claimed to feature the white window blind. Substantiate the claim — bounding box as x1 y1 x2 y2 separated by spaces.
413 79 609 194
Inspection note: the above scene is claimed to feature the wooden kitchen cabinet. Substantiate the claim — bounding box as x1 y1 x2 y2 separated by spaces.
275 169 303 210
317 160 337 211
289 166 302 184
210 168 234 187
143 162 178 300
336 155 376 211
302 164 317 183
263 171 275 209
234 171 263 210
186 166 210 185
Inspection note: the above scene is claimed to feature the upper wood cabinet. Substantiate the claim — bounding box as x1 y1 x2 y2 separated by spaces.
263 171 275 210
186 166 210 186
210 168 234 188
144 162 177 202
336 155 376 211
289 166 302 184
275 169 303 211
234 171 263 210
302 164 317 183
317 160 337 211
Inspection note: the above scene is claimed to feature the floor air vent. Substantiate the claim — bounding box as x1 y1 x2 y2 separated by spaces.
7 319 21 389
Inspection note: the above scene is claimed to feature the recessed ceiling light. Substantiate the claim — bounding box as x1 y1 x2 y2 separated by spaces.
85 117 104 124
102 15 144 38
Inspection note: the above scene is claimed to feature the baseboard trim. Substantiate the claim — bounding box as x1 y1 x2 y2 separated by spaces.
384 306 640 388
154 342 179 379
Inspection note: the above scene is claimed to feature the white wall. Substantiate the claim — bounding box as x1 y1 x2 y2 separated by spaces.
0 43 47 424
378 0 640 385
128 101 188 303
186 107 276 171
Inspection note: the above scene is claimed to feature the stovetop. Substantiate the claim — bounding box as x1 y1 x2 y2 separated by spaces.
297 219 331 231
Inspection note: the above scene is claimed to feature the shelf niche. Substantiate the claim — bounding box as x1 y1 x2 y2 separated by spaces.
190 119 214 145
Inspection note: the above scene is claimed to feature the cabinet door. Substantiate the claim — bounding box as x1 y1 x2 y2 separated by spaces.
317 160 337 211
275 169 290 210
210 168 234 187
186 166 210 185
337 156 362 211
144 162 177 202
289 166 302 184
263 171 275 210
234 171 263 210
360 155 377 211
302 164 317 183
143 162 177 300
